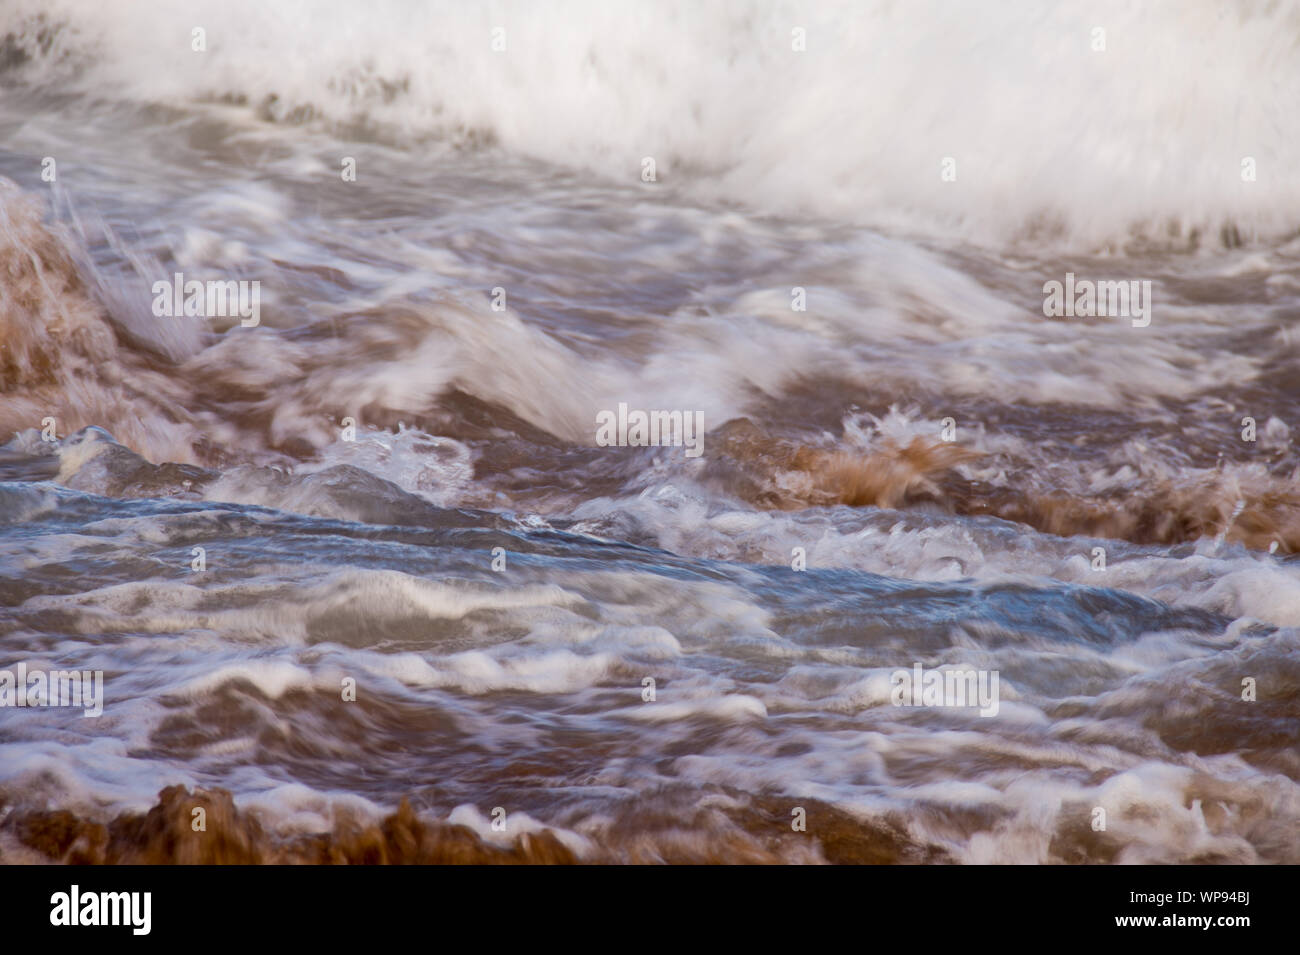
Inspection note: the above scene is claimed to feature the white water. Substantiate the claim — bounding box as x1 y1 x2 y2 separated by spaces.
6 0 1300 248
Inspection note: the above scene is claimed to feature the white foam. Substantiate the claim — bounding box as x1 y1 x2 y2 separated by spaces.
7 0 1298 249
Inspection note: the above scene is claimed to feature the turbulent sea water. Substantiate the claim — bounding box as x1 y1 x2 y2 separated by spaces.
0 1 1298 863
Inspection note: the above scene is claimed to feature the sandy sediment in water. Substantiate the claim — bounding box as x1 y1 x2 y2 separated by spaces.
0 181 199 464
0 785 946 865
711 419 1300 554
